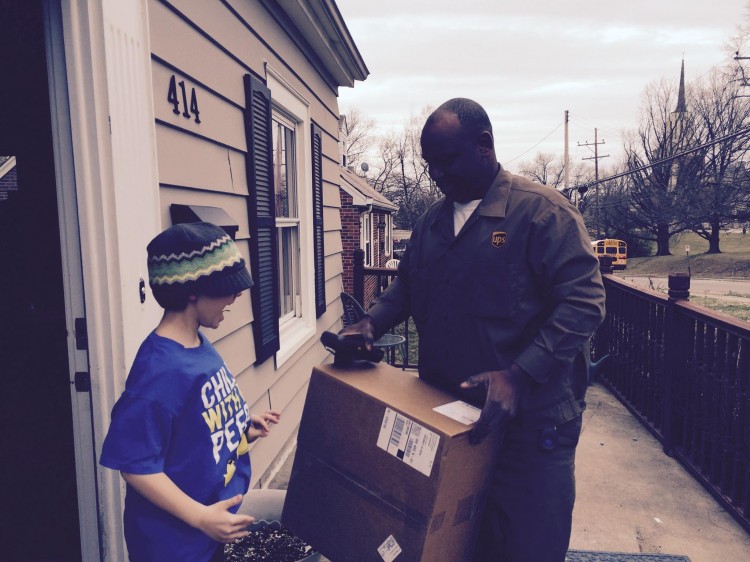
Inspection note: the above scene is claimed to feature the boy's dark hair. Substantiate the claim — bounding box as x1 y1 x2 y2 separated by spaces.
147 222 253 311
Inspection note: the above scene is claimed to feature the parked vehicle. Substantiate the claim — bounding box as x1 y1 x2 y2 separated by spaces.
592 239 627 269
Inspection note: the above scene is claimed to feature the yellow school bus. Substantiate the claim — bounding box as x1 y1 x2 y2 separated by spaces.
591 239 627 269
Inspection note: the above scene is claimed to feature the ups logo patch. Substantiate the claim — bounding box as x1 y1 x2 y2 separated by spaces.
491 231 507 248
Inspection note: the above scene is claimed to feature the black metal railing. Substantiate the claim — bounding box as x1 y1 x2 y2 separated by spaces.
594 273 750 534
352 249 417 368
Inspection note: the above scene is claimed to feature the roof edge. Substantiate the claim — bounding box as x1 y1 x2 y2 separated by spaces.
275 0 369 88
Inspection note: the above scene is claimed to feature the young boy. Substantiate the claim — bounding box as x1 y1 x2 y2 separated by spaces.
100 222 281 562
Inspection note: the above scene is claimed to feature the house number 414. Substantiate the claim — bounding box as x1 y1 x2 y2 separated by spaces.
167 75 201 124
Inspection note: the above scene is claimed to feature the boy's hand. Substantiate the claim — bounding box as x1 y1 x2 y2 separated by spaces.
246 410 281 442
196 494 255 543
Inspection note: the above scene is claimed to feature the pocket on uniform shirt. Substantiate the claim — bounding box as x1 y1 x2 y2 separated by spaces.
466 263 524 319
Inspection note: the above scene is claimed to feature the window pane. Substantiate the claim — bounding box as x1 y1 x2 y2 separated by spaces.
273 119 297 219
278 224 300 320
273 112 300 325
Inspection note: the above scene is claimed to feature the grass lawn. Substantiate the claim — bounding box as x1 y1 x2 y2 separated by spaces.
625 231 750 278
618 232 749 323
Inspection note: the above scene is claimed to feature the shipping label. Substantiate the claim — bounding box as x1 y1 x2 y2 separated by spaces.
376 407 439 477
377 534 402 562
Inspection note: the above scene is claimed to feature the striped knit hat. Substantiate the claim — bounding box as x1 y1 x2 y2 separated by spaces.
147 222 253 309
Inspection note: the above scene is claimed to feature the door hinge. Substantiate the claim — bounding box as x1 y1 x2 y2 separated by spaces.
75 317 88 350
74 372 91 393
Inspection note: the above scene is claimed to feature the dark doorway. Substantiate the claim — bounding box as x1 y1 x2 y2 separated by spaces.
0 2 83 560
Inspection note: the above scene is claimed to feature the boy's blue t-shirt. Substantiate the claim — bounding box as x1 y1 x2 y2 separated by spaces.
100 331 252 562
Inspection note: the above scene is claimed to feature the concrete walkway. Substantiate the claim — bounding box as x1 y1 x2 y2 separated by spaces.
571 383 750 562
269 382 750 562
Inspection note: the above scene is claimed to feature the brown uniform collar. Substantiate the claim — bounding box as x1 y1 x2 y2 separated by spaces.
428 165 511 234
477 165 512 219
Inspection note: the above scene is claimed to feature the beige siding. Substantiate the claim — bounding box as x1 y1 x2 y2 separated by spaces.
324 230 343 256
149 0 349 485
247 383 308 487
149 1 249 105
152 61 247 151
212 323 256 376
323 181 341 207
324 253 343 282
323 205 342 231
155 124 248 194
324 276 344 308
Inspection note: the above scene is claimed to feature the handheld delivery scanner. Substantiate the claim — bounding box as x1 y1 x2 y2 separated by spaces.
320 331 384 365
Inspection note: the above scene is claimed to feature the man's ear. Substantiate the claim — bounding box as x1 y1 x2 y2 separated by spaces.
187 294 199 302
478 130 494 156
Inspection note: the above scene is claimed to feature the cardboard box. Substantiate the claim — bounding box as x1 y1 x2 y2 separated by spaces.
282 361 499 562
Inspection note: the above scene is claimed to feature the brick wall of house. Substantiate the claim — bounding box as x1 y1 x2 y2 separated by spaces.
339 189 394 309
339 189 359 297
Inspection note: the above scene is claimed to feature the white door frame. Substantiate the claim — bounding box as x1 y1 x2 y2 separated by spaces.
46 1 162 560
42 3 102 559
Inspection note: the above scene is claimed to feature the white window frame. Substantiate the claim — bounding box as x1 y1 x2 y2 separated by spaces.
361 210 373 267
266 67 315 368
384 214 392 257
272 111 301 329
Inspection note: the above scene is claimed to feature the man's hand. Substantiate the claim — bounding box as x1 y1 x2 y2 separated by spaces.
246 410 281 442
460 364 528 445
338 316 376 351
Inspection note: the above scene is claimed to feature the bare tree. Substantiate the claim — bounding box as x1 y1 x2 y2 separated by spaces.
516 152 598 225
623 78 702 255
517 152 566 187
364 108 440 229
683 69 750 252
340 107 376 175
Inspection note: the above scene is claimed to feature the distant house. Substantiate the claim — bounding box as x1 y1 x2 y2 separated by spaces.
338 166 398 303
1 2 367 561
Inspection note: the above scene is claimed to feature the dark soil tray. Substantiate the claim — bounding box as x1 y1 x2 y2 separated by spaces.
224 520 317 562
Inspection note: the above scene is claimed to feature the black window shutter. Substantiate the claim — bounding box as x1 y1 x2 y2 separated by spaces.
311 123 326 318
243 74 280 365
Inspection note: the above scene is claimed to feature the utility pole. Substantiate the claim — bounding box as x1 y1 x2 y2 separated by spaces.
564 110 570 194
578 128 609 238
733 52 750 98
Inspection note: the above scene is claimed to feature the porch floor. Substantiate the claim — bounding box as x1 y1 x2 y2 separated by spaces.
570 382 750 562
269 382 750 562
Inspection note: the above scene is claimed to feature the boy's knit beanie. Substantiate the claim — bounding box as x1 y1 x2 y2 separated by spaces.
147 222 253 307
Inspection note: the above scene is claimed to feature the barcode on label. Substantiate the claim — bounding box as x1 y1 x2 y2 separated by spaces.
389 415 405 449
404 424 421 459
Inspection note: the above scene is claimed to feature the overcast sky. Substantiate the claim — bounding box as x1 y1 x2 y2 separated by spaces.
337 0 749 175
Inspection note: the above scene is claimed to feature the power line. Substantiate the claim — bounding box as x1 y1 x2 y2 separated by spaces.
504 120 564 164
579 129 610 237
573 125 750 192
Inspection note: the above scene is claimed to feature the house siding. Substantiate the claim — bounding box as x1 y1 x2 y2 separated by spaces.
147 0 345 486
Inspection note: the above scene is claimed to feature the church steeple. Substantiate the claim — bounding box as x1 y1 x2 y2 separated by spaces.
675 58 686 113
